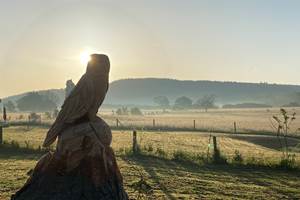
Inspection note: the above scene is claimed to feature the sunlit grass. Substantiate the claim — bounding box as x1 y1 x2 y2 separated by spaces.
1 154 300 199
1 122 300 199
7 107 300 135
3 126 300 163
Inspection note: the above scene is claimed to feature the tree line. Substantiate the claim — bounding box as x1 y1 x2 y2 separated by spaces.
3 92 57 112
3 79 76 113
153 95 216 111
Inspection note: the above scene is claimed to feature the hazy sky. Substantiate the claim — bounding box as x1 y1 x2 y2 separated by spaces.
1 0 300 97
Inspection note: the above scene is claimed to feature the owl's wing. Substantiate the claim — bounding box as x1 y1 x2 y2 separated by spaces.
89 76 109 116
43 74 94 147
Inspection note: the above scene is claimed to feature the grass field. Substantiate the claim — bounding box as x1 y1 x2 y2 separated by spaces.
3 126 300 161
1 126 300 199
1 153 300 200
7 107 300 135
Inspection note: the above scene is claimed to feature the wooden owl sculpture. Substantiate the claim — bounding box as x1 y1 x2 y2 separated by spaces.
43 54 110 147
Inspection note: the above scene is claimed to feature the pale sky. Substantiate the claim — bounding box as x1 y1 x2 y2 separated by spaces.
1 0 300 97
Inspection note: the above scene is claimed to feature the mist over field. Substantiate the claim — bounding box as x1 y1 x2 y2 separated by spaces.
3 78 300 110
106 78 300 106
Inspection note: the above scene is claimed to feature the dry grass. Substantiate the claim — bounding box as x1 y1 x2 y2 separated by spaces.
1 126 300 199
2 127 46 149
7 107 300 135
102 107 300 134
1 153 300 199
3 126 300 163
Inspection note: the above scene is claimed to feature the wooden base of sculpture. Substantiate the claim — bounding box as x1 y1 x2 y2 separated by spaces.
11 118 128 200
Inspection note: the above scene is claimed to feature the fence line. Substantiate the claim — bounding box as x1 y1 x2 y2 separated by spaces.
4 119 300 139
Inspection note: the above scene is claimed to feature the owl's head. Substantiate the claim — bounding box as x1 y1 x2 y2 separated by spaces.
86 54 110 75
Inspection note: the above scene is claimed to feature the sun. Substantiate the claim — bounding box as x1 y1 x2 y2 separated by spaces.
80 51 91 65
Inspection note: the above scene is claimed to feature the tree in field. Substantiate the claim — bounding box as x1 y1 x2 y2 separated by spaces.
28 112 41 123
4 100 16 112
16 92 57 112
195 95 216 112
174 96 193 109
116 107 129 115
130 107 143 115
153 96 170 108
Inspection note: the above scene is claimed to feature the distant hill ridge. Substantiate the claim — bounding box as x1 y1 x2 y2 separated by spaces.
3 78 300 107
105 78 300 106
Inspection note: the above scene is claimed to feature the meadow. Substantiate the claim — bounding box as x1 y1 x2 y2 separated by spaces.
8 107 300 135
1 123 300 199
1 108 300 199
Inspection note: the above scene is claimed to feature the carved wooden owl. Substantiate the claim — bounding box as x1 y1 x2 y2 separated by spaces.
43 54 110 147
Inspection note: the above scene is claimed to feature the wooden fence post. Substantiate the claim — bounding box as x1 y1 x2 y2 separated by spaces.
3 106 6 122
207 134 212 161
132 130 138 153
116 119 119 127
233 122 237 134
193 120 196 130
212 136 217 154
0 125 3 145
153 119 155 128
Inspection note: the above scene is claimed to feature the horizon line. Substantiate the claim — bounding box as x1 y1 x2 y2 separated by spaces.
3 77 300 99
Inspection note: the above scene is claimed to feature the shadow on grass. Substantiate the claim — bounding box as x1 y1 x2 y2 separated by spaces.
121 154 178 200
120 153 300 199
0 143 44 160
1 142 300 199
229 135 300 150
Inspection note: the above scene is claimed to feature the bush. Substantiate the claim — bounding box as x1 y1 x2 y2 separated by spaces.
245 156 264 166
279 154 297 169
212 149 227 164
173 96 193 110
156 147 167 158
10 140 20 149
118 147 134 156
116 107 129 115
28 112 41 123
232 150 243 164
153 96 170 108
130 107 143 115
173 150 192 163
143 144 154 153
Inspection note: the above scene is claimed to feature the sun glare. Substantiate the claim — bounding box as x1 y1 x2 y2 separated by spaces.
80 51 91 65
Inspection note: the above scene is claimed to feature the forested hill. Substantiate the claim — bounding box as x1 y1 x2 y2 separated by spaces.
3 78 300 107
104 78 300 106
